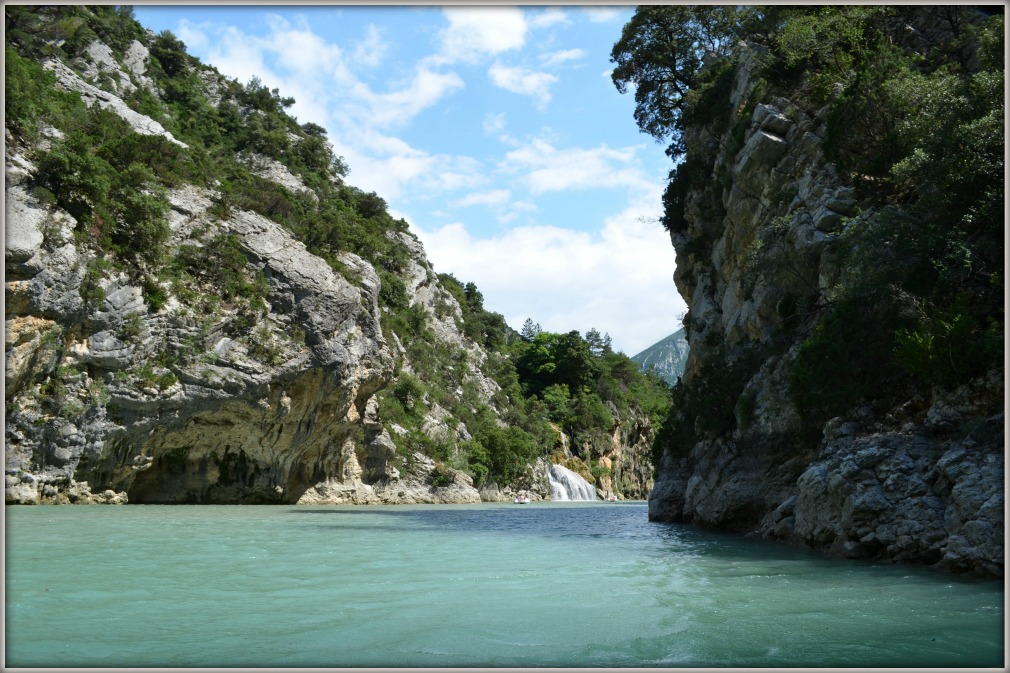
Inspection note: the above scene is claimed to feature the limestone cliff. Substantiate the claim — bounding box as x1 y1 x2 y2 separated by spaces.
2 15 482 505
644 8 1003 578
8 142 388 503
5 7 658 505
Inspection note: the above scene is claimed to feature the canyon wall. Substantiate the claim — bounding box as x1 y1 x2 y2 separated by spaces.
6 17 656 505
649 21 1003 578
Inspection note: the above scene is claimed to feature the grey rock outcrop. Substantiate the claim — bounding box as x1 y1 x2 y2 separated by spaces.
5 185 46 264
773 408 1004 578
79 40 135 95
298 450 481 505
240 152 317 199
43 56 187 147
4 159 399 503
395 230 502 407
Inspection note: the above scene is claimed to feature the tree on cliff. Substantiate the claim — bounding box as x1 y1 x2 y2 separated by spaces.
610 5 753 158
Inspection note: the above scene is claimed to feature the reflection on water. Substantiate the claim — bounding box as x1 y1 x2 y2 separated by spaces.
5 503 1004 667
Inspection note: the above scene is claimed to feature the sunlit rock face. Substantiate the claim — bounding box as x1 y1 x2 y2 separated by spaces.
44 48 187 146
649 25 1003 578
6 21 659 506
4 148 495 504
6 170 393 503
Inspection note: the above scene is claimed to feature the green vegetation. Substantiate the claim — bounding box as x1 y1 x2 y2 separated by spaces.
655 344 763 460
785 8 1004 435
614 6 1004 455
376 300 671 488
6 5 674 493
610 6 757 159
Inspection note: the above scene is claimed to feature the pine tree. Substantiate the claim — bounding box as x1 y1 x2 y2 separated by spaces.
520 318 541 342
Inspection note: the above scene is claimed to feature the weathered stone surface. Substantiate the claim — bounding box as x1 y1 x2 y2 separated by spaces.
733 130 789 195
43 57 187 147
80 40 134 95
241 153 316 198
84 331 135 369
122 40 157 94
5 317 61 399
4 183 46 265
6 187 395 504
781 428 1004 575
18 242 86 322
395 231 502 407
297 450 482 505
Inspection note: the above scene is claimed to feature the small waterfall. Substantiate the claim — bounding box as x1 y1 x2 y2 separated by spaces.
548 464 598 501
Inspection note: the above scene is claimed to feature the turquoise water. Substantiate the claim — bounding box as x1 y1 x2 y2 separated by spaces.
5 502 1004 667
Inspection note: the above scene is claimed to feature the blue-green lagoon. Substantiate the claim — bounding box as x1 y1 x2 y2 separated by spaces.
5 502 1004 667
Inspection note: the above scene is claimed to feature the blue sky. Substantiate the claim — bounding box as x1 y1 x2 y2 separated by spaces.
133 5 687 355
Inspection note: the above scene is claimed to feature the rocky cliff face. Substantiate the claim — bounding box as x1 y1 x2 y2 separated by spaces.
4 27 485 505
6 13 657 505
7 140 389 504
649 24 1003 578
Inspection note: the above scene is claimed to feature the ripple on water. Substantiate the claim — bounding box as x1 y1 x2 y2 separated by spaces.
4 503 1004 667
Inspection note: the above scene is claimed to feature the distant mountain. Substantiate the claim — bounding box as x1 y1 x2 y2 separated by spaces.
631 328 689 386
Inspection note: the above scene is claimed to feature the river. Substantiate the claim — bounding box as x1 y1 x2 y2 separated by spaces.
5 502 1003 667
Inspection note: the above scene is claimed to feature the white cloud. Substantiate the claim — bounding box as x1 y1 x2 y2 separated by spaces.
501 139 652 194
482 112 506 135
488 63 558 108
433 7 527 65
584 7 623 23
423 162 489 193
452 189 512 208
447 190 540 226
204 25 274 88
353 24 388 68
337 130 488 201
193 14 465 137
262 14 345 77
414 200 685 356
539 48 586 68
529 7 571 29
176 19 208 51
358 67 465 128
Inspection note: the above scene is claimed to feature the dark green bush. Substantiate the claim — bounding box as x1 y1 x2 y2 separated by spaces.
430 462 454 488
893 300 1003 390
150 30 189 78
790 293 906 442
653 342 762 461
5 46 77 141
392 374 425 412
379 270 409 311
